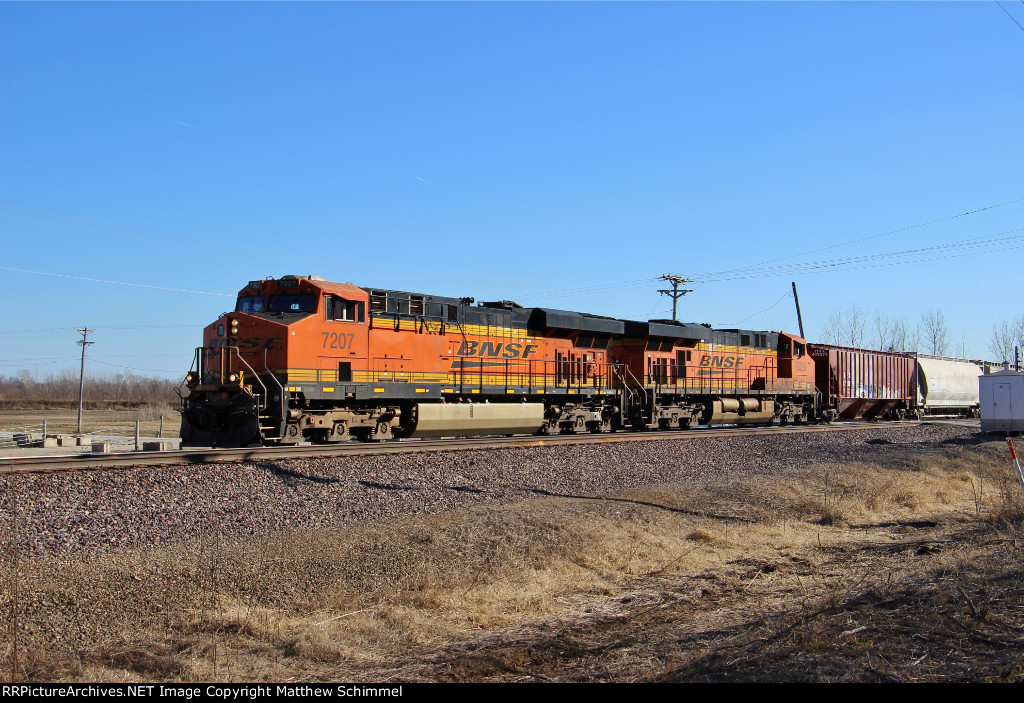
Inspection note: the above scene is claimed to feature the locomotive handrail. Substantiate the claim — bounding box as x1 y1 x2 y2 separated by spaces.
415 315 447 335
262 347 285 439
619 364 648 422
225 347 269 412
452 317 470 345
177 348 203 407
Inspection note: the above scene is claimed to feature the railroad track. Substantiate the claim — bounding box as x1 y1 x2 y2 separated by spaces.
0 421 925 475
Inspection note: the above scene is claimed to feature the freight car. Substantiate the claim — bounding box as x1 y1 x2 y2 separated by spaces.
914 354 985 417
807 344 916 421
179 276 818 447
807 344 990 421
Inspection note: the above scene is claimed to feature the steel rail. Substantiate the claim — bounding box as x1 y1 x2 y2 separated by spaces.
0 421 923 476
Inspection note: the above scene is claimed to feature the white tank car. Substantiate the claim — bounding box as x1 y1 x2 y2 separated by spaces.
915 354 986 417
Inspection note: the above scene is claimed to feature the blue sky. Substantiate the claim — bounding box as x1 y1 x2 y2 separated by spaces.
2 1 1023 381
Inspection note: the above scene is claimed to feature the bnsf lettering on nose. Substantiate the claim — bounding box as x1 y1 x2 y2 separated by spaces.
456 341 539 359
700 354 743 368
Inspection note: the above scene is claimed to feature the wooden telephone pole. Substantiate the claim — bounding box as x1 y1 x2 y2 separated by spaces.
76 327 94 434
658 275 693 322
791 282 805 339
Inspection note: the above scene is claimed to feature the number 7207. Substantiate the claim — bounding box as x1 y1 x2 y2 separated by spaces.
322 332 354 350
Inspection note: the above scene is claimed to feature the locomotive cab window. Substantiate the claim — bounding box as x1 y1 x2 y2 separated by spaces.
268 294 316 313
235 296 265 313
325 296 365 323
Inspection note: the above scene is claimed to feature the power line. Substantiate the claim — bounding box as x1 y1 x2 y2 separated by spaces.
688 196 1024 281
516 196 1023 302
0 203 242 252
0 204 533 290
694 226 1024 282
0 325 196 335
0 359 79 367
996 0 1024 33
88 359 184 374
4 196 1020 305
0 267 233 296
713 289 794 327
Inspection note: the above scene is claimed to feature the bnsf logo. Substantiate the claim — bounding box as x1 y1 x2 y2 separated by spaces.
456 341 539 359
700 354 744 368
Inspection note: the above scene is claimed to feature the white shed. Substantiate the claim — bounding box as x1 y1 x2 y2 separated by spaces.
979 369 1024 433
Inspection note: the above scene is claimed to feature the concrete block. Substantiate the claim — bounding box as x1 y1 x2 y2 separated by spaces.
142 441 175 452
39 438 58 448
91 442 111 453
57 436 77 447
77 437 92 446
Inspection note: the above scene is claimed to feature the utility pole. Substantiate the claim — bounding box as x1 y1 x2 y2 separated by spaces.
76 327 94 435
791 282 805 339
658 275 693 322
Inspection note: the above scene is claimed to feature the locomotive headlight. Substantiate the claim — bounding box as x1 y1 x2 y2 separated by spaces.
186 373 194 383
229 374 238 382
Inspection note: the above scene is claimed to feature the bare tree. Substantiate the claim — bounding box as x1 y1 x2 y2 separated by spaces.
848 305 867 347
920 308 949 356
891 316 914 352
0 369 178 405
1017 313 1024 365
873 310 893 351
820 305 867 347
869 311 919 352
828 306 933 352
16 369 34 401
955 332 969 359
989 313 1024 364
989 321 1013 362
820 309 843 345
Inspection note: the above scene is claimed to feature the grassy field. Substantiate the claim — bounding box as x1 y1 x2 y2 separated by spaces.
0 404 178 439
1 431 1021 682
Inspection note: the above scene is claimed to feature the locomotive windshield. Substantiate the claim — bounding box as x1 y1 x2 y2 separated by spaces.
235 296 265 313
268 294 317 313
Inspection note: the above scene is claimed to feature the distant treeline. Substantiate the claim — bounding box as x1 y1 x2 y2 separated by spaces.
0 369 179 406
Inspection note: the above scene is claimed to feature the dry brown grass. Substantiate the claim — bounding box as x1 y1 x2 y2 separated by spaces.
1 438 1021 682
0 406 176 438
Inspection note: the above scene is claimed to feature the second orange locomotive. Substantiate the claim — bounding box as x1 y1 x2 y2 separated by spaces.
180 275 817 446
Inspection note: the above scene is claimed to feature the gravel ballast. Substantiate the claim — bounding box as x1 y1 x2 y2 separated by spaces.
0 424 987 558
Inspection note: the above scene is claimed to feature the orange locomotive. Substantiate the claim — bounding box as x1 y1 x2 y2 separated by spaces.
179 275 817 447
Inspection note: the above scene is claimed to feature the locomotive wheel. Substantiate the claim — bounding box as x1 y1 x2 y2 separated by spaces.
351 428 382 443
535 422 559 436
561 418 584 435
309 429 331 444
